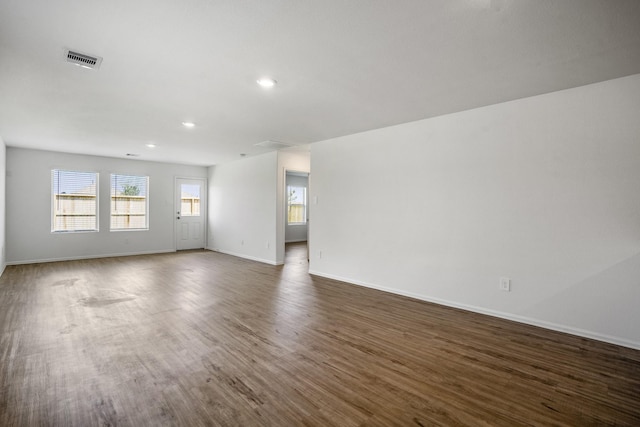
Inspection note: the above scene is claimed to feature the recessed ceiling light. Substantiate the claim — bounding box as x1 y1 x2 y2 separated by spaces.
182 121 195 128
145 143 156 148
257 77 277 88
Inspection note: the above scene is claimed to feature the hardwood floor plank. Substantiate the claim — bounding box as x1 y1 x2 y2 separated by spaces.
0 243 639 426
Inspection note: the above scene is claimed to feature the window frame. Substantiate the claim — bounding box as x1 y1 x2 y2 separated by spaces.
180 183 201 217
287 185 307 225
51 169 99 233
110 173 150 231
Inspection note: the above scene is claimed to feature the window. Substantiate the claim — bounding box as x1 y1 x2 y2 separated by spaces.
180 184 201 217
51 169 98 232
111 174 149 230
287 185 307 224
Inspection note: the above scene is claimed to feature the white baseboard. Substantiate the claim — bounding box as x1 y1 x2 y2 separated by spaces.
308 269 640 351
6 249 176 266
207 247 282 266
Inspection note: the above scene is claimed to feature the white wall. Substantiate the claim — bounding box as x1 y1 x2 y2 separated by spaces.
285 173 309 243
6 148 207 263
309 74 640 349
208 152 278 264
0 137 6 275
276 150 311 263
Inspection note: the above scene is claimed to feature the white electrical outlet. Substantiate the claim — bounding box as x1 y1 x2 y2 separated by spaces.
499 277 511 292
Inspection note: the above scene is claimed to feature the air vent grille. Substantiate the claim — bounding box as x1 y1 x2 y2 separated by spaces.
254 140 295 150
64 49 102 69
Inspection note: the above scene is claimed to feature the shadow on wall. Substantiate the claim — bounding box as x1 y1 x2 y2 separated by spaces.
522 251 640 345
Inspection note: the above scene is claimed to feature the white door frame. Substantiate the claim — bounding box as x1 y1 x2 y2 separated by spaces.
281 169 310 261
174 176 207 250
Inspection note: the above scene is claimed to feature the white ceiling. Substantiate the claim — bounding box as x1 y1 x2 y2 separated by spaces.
1 0 640 166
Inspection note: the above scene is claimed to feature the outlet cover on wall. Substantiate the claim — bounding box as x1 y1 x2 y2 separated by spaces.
499 277 511 292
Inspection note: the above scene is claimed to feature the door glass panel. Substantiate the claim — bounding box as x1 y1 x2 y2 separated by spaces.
180 184 201 217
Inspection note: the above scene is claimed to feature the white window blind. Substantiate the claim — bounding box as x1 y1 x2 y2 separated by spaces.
111 174 149 230
51 169 98 232
287 185 307 224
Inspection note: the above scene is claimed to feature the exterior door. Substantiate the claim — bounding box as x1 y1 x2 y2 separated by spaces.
176 178 206 250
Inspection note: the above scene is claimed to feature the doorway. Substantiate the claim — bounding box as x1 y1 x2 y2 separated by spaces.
175 177 206 250
285 171 309 244
285 242 308 266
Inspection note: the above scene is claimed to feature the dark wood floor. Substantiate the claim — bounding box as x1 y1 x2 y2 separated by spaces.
1 243 639 426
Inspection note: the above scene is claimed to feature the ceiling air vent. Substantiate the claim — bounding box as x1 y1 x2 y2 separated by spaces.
254 140 295 150
64 49 102 69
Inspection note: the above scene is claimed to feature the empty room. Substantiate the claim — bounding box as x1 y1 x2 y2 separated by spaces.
1 1 639 425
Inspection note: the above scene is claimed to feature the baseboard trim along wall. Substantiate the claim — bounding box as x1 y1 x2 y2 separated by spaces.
207 247 283 266
308 269 640 351
6 249 177 266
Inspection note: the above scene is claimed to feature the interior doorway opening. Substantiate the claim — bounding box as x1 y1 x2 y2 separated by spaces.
282 170 310 264
284 241 308 266
285 171 309 244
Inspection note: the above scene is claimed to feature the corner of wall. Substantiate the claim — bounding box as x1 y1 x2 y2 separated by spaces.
207 165 216 250
0 137 6 276
208 153 279 265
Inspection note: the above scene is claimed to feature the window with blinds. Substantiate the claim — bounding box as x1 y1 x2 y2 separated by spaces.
111 174 149 230
51 169 99 232
287 185 307 224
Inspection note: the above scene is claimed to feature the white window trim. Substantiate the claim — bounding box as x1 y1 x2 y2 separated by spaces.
51 169 99 233
110 174 150 231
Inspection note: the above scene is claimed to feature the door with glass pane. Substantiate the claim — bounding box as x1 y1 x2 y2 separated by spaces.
175 178 206 250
